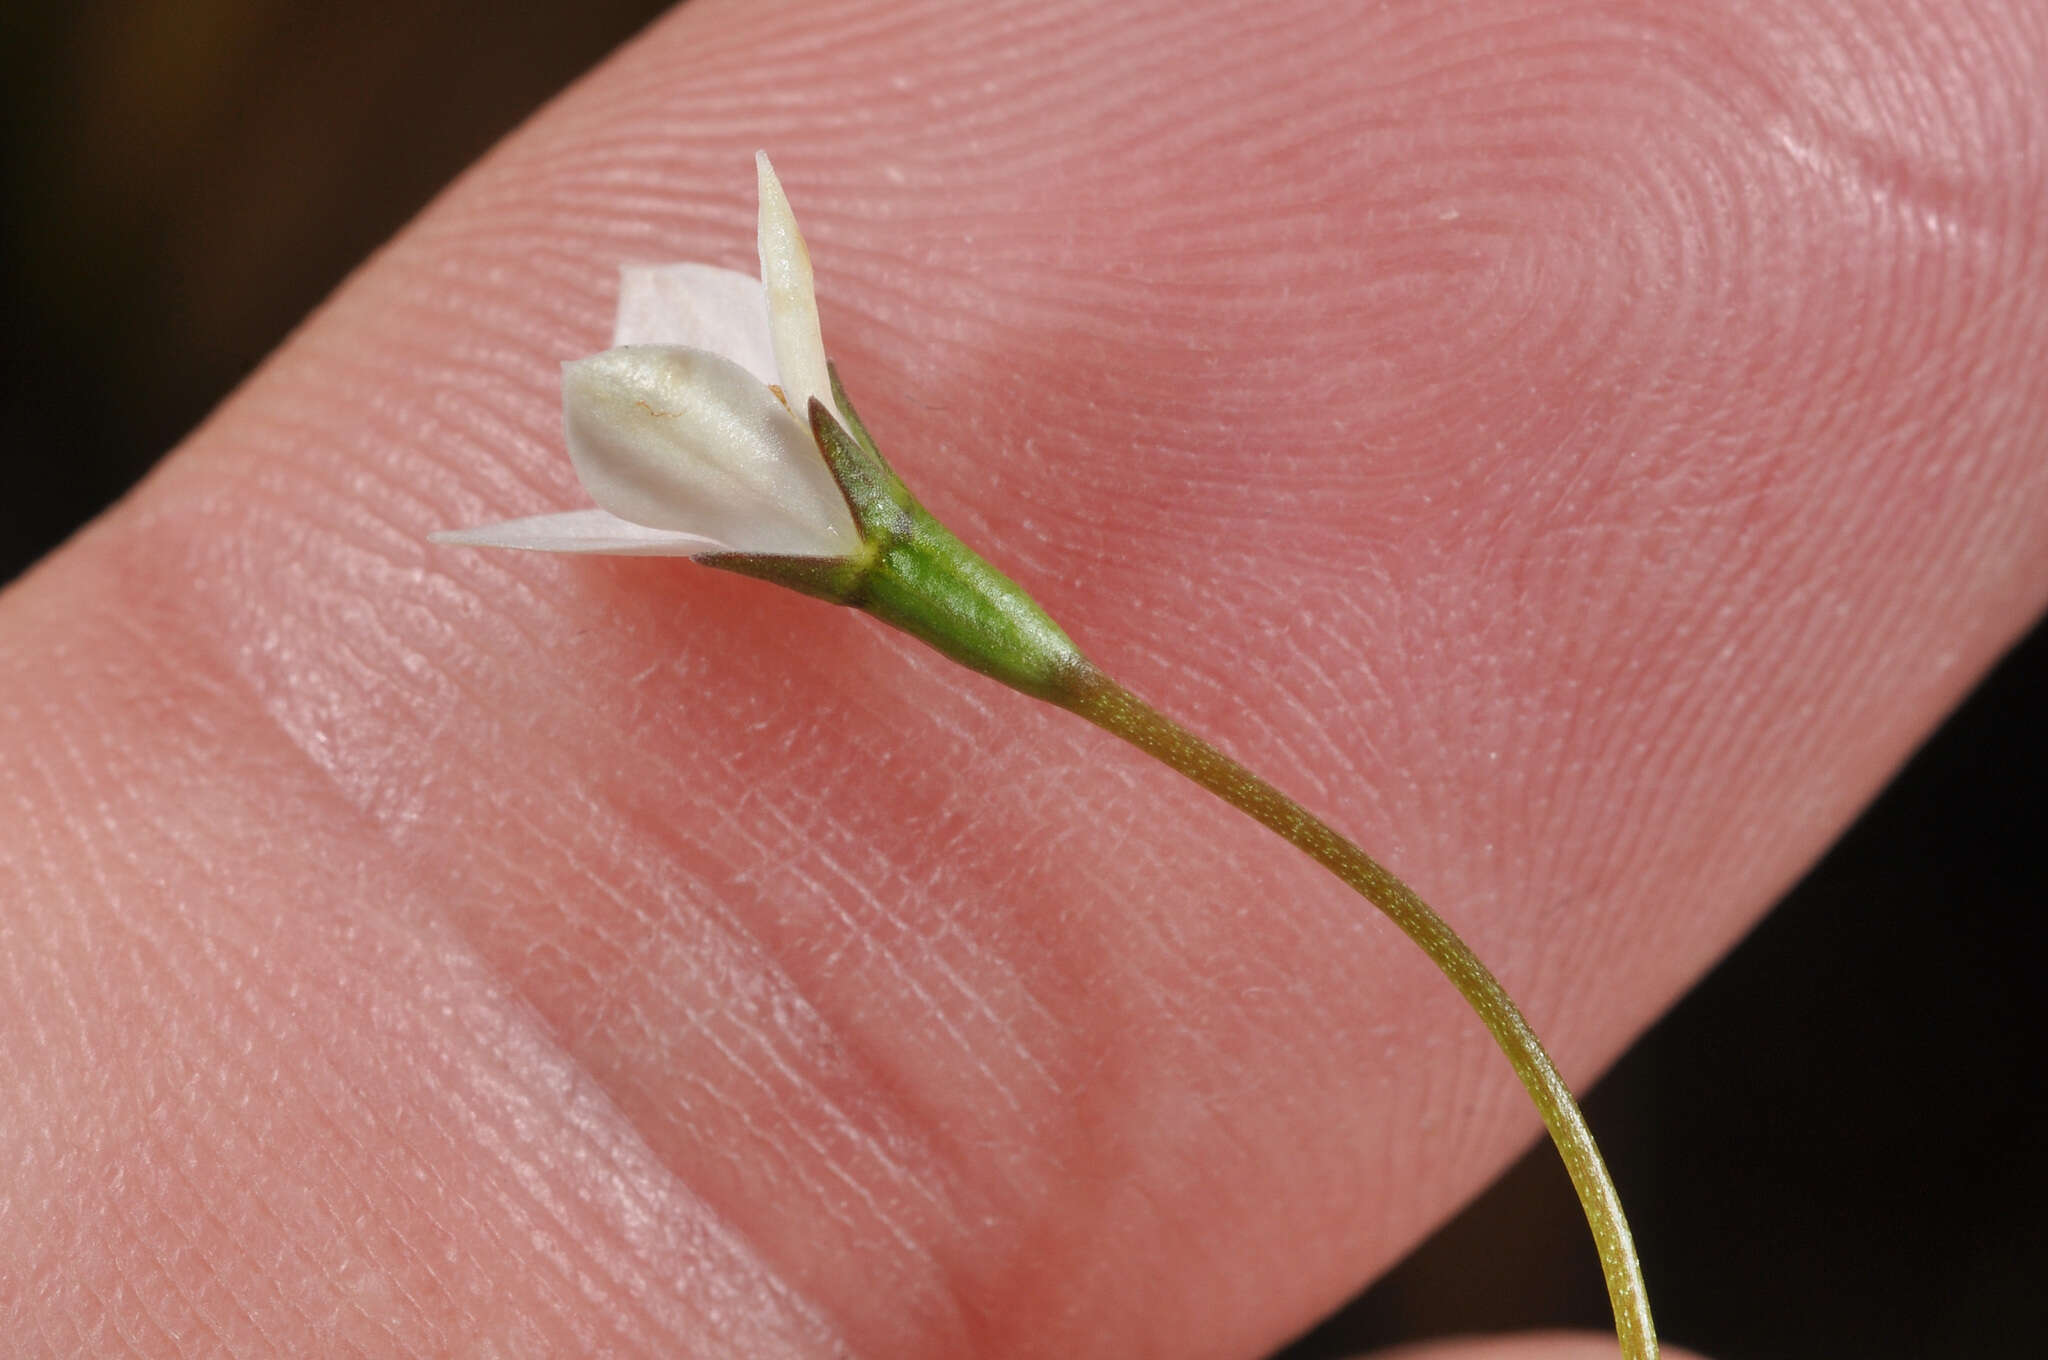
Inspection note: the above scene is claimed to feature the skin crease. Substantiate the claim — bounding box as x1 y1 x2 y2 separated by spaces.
1 0 2043 1356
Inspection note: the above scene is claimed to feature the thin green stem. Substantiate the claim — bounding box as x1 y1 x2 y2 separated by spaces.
1059 666 1657 1360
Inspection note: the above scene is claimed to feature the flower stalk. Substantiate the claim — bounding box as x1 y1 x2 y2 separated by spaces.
1054 672 1657 1360
434 153 1659 1359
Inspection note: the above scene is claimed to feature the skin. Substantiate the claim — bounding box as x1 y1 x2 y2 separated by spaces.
3 0 2042 1355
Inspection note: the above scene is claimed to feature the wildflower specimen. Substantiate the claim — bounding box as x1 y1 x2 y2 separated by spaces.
436 153 1659 1360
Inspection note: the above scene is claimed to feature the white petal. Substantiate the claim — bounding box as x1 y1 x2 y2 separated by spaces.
755 151 839 427
613 263 778 387
563 345 858 558
431 509 727 556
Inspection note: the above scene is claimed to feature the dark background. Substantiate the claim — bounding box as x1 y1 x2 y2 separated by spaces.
3 6 2041 1357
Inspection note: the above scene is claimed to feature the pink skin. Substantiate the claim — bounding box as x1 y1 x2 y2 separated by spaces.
3 1 2043 1356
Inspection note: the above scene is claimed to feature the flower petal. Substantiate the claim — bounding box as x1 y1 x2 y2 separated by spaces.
430 509 727 556
755 151 838 427
613 263 778 388
562 345 859 558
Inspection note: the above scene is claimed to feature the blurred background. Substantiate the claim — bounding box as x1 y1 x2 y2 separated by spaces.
2 5 2042 1357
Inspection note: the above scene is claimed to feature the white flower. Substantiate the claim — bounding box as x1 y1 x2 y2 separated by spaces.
433 153 861 559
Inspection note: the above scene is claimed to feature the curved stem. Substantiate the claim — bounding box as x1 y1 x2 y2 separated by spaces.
1057 666 1657 1360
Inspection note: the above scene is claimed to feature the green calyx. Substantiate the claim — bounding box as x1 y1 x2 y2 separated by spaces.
701 366 1091 703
